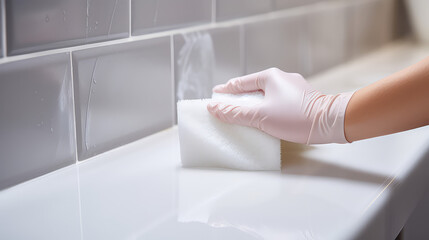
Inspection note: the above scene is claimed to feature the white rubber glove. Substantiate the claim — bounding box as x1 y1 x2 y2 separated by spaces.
207 68 355 144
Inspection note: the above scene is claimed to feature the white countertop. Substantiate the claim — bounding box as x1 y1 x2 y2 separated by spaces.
1 40 429 240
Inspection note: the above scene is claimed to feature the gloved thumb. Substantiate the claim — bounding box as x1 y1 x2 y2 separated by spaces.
207 102 262 129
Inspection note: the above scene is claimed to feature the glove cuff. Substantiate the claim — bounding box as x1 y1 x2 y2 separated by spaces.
306 91 356 144
333 91 355 143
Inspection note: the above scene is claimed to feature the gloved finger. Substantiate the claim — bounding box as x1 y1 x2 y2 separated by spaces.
207 102 262 129
213 71 266 94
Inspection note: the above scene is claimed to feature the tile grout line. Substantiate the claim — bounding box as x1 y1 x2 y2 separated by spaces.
0 0 333 65
1 0 7 57
69 52 79 164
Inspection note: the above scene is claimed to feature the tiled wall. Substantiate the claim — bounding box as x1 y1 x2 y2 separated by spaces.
0 0 407 190
6 0 130 55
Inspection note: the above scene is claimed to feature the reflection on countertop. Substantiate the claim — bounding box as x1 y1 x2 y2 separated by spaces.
1 40 429 240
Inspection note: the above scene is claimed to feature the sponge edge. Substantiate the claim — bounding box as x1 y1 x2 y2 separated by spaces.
177 93 280 171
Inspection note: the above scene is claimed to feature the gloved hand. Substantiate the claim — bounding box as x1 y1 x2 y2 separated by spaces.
207 68 355 144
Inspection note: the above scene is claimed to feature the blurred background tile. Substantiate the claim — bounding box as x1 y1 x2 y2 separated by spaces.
273 0 320 10
6 0 129 55
378 0 396 44
174 26 242 102
392 0 411 39
211 27 243 86
306 3 347 75
0 53 75 190
346 0 395 58
244 14 307 75
72 37 173 161
131 0 211 36
216 0 272 21
0 5 3 58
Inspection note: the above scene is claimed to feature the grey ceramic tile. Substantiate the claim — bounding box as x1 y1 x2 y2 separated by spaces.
0 165 81 239
73 37 173 161
0 53 75 190
174 26 242 101
131 0 211 36
392 0 410 39
377 0 395 43
274 0 320 10
346 0 394 58
244 14 307 75
306 4 347 75
0 5 3 58
6 0 129 55
210 27 243 86
216 0 272 21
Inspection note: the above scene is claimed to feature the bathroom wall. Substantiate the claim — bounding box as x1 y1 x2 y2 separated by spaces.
0 0 407 190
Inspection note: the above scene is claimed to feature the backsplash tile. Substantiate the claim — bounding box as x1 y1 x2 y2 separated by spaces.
6 0 129 55
377 0 395 45
72 37 173 161
174 26 242 102
85 0 129 42
211 27 243 86
347 0 395 58
273 0 320 10
306 3 347 75
392 0 410 39
244 14 307 75
131 0 211 36
216 0 272 21
0 53 75 190
0 6 3 58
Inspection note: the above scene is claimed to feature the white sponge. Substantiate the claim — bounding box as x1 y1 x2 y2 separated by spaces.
177 92 280 171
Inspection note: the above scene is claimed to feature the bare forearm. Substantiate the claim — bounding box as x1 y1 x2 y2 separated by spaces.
345 57 429 142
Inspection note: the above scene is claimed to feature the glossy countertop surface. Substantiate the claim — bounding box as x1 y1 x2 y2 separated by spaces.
1 40 429 240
